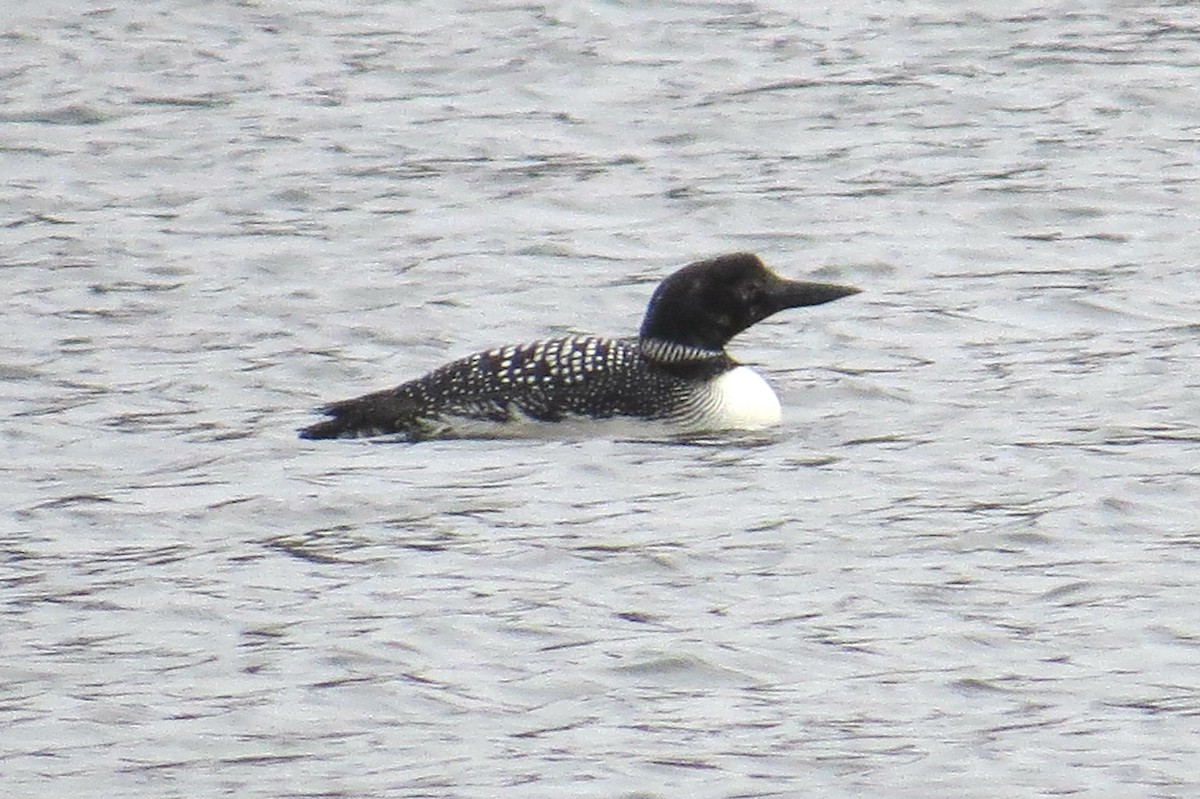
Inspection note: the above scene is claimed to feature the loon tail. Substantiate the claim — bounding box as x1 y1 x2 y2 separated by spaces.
298 390 413 440
298 413 358 440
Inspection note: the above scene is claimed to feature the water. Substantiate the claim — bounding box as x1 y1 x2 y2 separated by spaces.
3 1 1198 797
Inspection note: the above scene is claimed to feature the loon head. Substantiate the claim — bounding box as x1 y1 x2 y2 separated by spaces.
638 253 860 351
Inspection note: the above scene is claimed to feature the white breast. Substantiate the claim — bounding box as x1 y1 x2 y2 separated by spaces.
695 366 782 431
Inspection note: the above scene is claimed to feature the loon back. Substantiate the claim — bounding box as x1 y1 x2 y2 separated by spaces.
299 337 729 440
299 253 859 441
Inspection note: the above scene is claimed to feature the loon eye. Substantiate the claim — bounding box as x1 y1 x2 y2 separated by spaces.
743 281 766 306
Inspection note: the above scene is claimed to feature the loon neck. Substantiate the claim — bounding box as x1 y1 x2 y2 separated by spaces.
638 336 734 379
639 336 725 364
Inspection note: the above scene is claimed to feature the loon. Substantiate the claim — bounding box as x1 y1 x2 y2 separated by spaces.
299 252 859 441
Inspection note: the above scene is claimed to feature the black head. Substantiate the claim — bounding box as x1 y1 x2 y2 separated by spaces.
638 253 860 350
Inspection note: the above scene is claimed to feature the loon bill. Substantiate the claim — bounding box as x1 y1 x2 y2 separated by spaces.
299 252 859 441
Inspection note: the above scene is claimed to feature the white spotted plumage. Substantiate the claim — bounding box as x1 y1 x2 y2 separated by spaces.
300 252 859 441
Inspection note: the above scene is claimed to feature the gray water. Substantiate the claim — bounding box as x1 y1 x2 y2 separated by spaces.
3 1 1199 797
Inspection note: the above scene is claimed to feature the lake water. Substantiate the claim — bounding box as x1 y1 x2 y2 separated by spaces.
3 1 1198 797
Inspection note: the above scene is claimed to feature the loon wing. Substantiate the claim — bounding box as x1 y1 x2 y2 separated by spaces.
299 336 654 440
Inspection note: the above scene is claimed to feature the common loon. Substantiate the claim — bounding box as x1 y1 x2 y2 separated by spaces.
299 252 859 441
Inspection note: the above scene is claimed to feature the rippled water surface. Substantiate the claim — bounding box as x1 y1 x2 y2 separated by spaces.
4 2 1199 797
